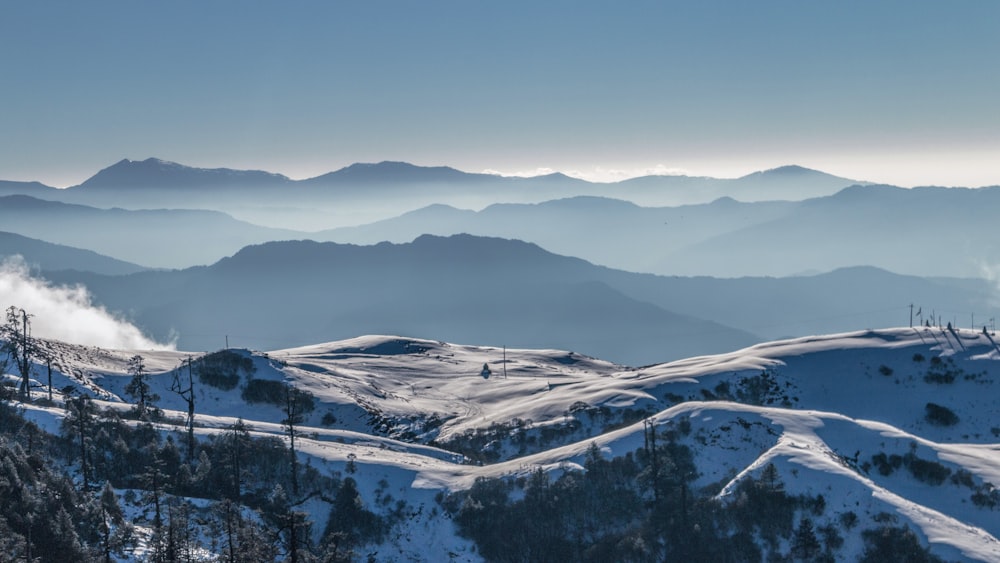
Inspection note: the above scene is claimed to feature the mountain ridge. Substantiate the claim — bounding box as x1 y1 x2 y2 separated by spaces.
2 156 861 192
75 157 294 190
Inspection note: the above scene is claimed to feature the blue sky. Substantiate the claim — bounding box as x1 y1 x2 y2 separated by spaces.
2 1 997 187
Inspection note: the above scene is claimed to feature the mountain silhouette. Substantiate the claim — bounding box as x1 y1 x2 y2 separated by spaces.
0 231 147 275
45 235 761 365
75 157 293 190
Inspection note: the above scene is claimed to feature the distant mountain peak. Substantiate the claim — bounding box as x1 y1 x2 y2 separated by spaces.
304 160 494 185
76 157 292 190
739 164 827 179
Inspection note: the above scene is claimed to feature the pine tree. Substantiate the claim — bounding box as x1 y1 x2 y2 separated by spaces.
792 517 822 561
142 450 169 559
220 419 252 501
98 481 133 563
63 395 98 490
125 354 160 420
267 484 311 563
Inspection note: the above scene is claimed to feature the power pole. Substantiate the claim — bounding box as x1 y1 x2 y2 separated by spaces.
503 345 507 379
909 303 914 327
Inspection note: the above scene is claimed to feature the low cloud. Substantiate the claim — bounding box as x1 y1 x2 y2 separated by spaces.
0 257 173 350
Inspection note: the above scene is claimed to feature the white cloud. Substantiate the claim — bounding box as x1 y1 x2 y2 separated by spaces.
0 257 173 350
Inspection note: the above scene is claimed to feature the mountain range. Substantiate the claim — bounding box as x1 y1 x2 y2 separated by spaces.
320 185 1000 278
35 234 998 366
8 182 1000 277
1 157 863 230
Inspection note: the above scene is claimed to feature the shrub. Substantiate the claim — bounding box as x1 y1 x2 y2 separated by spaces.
871 452 902 476
878 365 894 376
924 403 959 426
839 511 858 530
924 356 961 384
194 349 256 390
242 379 315 413
735 370 787 406
860 525 944 562
904 453 951 485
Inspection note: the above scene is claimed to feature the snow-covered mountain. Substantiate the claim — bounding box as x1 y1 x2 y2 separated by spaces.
9 326 1000 561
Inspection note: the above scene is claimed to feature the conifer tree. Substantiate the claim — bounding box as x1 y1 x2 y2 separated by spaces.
125 354 159 420
63 395 98 490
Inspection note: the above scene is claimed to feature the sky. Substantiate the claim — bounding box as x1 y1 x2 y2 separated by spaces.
1 1 998 188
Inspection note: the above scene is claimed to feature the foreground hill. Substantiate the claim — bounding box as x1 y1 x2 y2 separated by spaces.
7 326 1000 560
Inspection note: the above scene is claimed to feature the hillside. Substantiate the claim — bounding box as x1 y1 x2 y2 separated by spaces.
4 326 1000 561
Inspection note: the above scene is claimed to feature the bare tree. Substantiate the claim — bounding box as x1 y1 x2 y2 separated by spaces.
171 356 196 460
282 385 305 496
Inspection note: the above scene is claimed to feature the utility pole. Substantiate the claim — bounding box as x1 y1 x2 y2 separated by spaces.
909 303 914 327
225 335 229 350
503 345 507 379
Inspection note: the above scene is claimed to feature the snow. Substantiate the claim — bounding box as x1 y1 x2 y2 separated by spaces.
6 326 1000 561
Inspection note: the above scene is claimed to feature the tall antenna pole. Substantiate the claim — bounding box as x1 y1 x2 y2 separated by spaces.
225 335 229 350
909 303 913 327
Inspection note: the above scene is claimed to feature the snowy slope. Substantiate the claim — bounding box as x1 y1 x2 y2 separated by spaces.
8 326 1000 561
